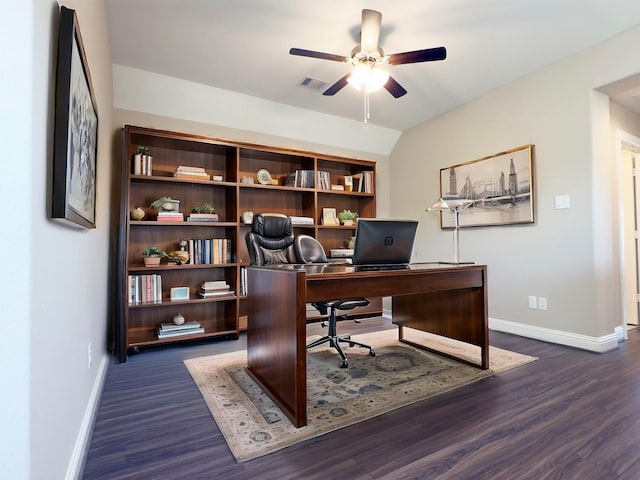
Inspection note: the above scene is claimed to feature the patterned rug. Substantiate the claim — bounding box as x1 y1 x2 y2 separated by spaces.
184 328 536 462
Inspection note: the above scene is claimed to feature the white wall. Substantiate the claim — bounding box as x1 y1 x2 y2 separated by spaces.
1 1 114 478
390 24 640 351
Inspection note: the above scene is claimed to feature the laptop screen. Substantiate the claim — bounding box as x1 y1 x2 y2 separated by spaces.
352 218 418 265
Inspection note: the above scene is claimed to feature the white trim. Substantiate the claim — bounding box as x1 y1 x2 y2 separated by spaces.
616 129 640 341
65 354 109 480
489 317 619 353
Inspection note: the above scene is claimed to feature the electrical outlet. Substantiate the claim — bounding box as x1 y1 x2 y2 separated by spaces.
538 297 548 311
88 342 92 369
528 296 537 309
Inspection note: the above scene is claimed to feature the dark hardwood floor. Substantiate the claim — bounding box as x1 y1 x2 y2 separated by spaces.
82 320 640 479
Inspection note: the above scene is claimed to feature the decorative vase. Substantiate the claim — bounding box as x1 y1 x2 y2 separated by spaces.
173 313 185 325
143 256 162 267
130 206 145 221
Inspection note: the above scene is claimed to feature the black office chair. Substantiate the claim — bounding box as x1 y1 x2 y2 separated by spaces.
294 234 375 368
245 213 297 265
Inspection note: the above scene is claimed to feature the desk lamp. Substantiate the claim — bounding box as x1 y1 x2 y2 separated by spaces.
427 197 474 264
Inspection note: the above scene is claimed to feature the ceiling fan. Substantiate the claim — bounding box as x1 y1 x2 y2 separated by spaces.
290 9 447 99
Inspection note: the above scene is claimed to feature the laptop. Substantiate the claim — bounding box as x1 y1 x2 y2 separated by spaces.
352 218 418 269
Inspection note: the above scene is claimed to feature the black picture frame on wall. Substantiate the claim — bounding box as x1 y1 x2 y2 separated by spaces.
52 6 98 229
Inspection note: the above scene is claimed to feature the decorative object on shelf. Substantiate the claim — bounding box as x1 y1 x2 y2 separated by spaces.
141 246 167 266
347 235 355 249
52 6 98 229
172 313 186 325
322 208 339 226
192 202 215 214
242 211 254 225
426 198 474 265
337 209 358 226
130 206 146 221
133 146 153 176
257 169 272 185
189 203 218 222
438 144 534 228
150 196 180 212
170 286 190 302
167 240 190 265
240 176 254 184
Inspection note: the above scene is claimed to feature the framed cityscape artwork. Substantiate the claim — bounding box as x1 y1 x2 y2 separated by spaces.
52 6 98 229
438 144 534 228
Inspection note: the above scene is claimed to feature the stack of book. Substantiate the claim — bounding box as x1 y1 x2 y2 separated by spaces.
187 213 219 222
173 165 209 181
290 216 314 225
157 211 184 222
157 320 204 339
198 280 234 298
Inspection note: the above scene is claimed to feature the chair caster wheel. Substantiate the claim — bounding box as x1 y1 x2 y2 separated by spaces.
340 360 348 368
349 342 355 347
369 349 376 357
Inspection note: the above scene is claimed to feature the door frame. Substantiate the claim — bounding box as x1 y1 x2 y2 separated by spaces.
616 129 640 340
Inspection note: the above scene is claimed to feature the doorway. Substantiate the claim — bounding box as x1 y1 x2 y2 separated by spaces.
618 131 640 334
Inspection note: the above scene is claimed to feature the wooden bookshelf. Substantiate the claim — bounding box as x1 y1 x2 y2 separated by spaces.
116 125 379 361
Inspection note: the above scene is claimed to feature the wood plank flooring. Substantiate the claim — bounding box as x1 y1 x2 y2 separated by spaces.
82 319 640 479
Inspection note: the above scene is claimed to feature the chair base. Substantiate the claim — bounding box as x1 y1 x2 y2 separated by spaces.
307 333 376 368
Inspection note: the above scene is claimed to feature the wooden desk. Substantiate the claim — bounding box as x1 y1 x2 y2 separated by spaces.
246 263 488 427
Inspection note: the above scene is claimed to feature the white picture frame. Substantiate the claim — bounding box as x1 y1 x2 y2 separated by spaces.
170 286 190 301
322 208 340 225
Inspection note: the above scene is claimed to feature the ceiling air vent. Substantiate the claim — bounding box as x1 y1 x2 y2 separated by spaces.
297 77 329 92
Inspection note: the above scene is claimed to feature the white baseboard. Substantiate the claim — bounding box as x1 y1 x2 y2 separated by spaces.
384 309 621 353
489 317 619 353
65 353 110 480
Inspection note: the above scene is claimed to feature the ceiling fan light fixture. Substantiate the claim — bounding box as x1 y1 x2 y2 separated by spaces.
347 64 389 93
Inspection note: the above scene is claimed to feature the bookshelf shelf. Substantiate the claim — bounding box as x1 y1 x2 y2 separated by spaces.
116 125 379 361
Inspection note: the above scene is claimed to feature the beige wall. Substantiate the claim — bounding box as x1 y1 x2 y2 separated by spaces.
390 24 640 350
10 1 114 479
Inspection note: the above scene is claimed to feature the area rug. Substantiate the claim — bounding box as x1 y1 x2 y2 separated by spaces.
184 328 536 462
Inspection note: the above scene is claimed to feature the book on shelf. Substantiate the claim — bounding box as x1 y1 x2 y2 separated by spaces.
157 320 204 338
157 327 205 338
128 273 162 305
187 213 219 222
173 166 209 180
285 169 315 188
202 280 230 290
157 212 184 222
158 320 201 332
317 171 330 190
198 289 234 298
187 238 232 264
290 216 314 225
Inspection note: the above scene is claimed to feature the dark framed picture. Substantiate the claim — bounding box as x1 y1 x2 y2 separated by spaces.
438 144 534 228
52 6 98 229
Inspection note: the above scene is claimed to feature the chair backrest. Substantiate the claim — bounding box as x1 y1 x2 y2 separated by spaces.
294 234 328 264
245 213 296 265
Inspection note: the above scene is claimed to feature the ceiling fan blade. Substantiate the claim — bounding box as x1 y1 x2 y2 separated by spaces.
323 73 351 96
289 48 349 63
360 9 382 53
384 76 408 98
387 47 447 65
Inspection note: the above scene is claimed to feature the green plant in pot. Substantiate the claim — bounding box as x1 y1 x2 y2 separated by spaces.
142 246 166 267
337 209 358 226
150 196 180 212
191 202 215 214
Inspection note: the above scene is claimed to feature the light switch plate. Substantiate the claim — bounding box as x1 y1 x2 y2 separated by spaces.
555 195 570 209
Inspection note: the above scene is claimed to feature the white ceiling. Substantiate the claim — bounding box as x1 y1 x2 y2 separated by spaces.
105 0 640 131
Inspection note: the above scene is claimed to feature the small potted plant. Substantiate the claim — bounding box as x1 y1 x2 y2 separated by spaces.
141 246 167 267
191 202 215 214
150 196 180 212
337 209 358 226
